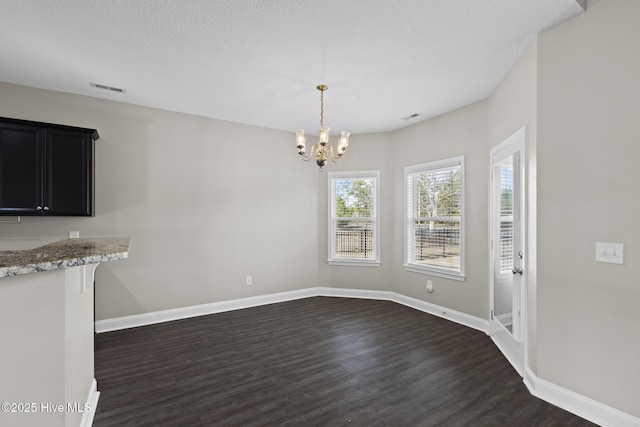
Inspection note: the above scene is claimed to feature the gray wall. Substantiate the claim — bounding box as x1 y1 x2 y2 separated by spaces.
537 0 640 416
320 99 491 320
0 83 320 320
389 101 489 318
317 132 393 291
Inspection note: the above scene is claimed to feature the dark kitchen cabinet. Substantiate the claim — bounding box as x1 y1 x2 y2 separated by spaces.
0 117 99 216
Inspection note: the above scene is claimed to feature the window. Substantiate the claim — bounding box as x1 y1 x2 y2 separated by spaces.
498 160 514 275
405 157 464 280
328 170 380 266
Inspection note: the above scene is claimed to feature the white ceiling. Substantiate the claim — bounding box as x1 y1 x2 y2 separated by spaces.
0 0 584 135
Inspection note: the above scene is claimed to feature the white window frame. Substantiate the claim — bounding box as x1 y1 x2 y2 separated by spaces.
328 170 380 266
404 156 465 281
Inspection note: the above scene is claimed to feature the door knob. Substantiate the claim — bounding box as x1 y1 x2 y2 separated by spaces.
512 267 523 275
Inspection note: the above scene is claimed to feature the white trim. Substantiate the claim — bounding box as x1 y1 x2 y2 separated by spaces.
403 264 466 281
96 287 489 335
327 170 380 179
391 291 488 333
95 288 318 333
404 157 464 175
327 261 381 267
80 378 100 427
524 367 640 427
491 328 524 376
316 287 393 300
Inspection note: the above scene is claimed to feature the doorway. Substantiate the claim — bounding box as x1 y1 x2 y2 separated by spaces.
490 128 526 375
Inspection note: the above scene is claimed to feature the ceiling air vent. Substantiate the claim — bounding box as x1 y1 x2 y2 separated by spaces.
90 82 126 94
402 113 421 120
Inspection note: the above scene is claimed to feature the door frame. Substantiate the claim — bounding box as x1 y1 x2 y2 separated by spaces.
489 127 527 376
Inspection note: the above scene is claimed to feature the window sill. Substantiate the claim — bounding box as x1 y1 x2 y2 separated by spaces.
403 264 465 281
328 260 381 267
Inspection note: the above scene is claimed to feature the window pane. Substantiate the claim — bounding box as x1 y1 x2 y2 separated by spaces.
335 178 375 218
500 164 513 217
416 167 461 218
334 220 375 260
499 161 514 273
413 220 460 270
500 220 513 272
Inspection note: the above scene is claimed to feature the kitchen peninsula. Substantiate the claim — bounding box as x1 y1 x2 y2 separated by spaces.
0 237 130 427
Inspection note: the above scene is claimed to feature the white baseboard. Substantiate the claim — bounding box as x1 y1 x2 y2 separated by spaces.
80 378 100 427
96 287 489 335
95 288 318 333
390 291 489 334
315 286 490 334
524 367 640 427
316 286 394 301
490 331 524 376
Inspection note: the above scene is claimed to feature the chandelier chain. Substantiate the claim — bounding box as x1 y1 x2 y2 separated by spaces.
320 88 324 128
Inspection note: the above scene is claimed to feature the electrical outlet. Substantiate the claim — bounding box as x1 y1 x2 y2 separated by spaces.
426 280 433 293
68 231 80 238
245 276 253 286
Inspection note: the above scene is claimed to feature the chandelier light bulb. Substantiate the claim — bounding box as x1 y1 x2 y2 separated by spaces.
296 129 306 153
319 127 330 146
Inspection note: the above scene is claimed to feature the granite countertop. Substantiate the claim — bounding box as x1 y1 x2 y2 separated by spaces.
0 237 131 278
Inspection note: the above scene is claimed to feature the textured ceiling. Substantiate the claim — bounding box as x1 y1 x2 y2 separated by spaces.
0 0 584 134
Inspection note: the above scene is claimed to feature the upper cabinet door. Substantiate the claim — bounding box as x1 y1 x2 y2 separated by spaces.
0 124 44 215
44 129 93 216
0 117 98 216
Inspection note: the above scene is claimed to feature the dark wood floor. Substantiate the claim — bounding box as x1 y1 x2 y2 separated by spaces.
94 297 598 427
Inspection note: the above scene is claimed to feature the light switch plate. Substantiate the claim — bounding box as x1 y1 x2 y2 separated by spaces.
595 242 624 264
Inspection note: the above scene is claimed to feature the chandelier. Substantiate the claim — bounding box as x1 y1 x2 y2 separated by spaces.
296 84 350 170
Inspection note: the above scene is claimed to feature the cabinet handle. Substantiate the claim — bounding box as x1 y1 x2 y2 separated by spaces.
37 206 43 210
44 206 50 211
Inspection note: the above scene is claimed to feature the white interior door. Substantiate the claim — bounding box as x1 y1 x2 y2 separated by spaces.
490 128 526 375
